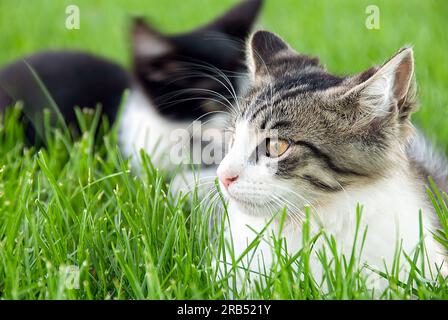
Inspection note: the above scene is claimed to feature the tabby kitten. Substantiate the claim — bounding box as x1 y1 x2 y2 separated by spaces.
216 31 447 287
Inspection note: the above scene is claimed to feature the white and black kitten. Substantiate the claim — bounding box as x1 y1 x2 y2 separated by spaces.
216 30 448 289
119 0 263 171
0 0 263 150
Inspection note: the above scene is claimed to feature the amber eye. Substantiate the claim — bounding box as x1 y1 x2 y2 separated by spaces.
266 138 290 158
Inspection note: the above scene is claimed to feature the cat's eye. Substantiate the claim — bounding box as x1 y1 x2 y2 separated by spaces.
266 138 290 158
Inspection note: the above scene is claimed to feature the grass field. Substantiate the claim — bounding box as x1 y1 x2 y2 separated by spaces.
0 0 448 299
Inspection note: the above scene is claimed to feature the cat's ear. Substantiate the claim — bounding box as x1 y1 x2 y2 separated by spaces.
203 0 263 39
347 47 416 122
247 30 291 81
131 18 173 58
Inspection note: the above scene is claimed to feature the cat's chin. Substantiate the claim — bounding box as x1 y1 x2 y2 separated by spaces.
226 195 277 218
219 182 279 217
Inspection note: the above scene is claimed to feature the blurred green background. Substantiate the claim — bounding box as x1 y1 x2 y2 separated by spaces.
1 0 447 148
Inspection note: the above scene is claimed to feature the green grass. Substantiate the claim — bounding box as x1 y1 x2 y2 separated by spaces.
0 0 448 299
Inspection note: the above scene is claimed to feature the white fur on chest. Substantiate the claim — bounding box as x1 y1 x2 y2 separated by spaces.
118 89 190 169
318 171 443 270
118 88 228 197
225 170 446 286
118 89 227 171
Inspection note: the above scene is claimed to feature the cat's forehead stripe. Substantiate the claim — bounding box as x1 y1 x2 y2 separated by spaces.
245 84 308 122
243 72 345 125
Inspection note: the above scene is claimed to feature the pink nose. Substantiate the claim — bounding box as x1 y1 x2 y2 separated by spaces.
219 174 239 188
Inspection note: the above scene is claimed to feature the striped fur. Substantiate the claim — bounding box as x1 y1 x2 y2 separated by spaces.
216 31 448 289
